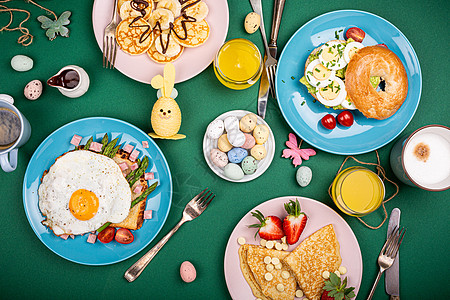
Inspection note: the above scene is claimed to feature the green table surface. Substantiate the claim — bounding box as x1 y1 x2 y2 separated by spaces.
1 0 449 299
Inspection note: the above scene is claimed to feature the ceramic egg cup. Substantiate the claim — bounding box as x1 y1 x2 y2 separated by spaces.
203 110 275 183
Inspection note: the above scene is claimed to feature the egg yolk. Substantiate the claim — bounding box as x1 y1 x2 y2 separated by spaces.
69 189 99 221
347 47 359 61
319 81 341 101
322 45 340 62
312 64 332 80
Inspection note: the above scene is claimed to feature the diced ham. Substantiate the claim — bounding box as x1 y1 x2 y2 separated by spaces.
123 144 134 153
144 210 153 220
89 142 103 152
129 149 140 162
87 233 97 244
118 162 129 171
142 141 149 148
130 163 139 171
133 185 143 194
70 135 82 146
144 172 154 180
60 234 69 240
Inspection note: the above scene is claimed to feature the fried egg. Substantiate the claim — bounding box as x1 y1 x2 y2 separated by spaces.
305 59 336 88
315 77 347 107
319 41 347 70
38 150 132 235
343 41 364 63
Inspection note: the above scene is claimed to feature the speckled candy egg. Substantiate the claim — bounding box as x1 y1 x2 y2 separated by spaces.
207 119 225 139
228 147 248 164
296 166 312 187
244 12 261 34
180 261 196 283
224 163 245 180
251 144 267 160
11 55 33 72
218 134 233 152
24 80 43 100
227 129 245 147
210 148 228 168
223 116 239 132
239 113 258 133
253 124 270 144
241 156 258 175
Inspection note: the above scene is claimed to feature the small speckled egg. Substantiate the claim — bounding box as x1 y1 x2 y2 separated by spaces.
296 166 312 187
244 12 261 34
241 156 258 175
223 116 239 132
251 144 267 160
228 147 248 164
24 80 43 100
180 261 196 283
218 134 233 152
11 55 33 72
210 148 228 168
253 124 270 144
227 129 245 147
241 133 256 149
239 113 258 133
207 119 225 139
224 163 245 180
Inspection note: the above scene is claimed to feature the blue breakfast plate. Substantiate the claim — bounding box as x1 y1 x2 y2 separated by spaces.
276 10 422 155
23 117 172 265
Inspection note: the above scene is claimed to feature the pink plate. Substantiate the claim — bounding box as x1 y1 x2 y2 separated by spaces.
92 0 229 83
224 196 362 299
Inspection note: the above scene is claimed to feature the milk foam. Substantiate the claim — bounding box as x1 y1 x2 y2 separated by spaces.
404 133 450 185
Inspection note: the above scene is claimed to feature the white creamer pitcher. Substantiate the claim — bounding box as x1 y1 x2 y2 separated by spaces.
47 65 90 98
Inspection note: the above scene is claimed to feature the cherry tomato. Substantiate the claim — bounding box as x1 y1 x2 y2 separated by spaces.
321 114 336 130
97 226 115 244
115 228 134 244
376 43 388 48
345 27 366 43
337 111 354 127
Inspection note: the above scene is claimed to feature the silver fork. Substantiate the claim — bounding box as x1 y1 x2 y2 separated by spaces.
367 226 406 300
103 0 119 69
249 0 277 97
124 188 215 282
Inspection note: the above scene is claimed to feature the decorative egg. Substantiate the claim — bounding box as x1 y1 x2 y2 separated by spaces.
253 124 270 144
241 133 256 149
228 147 248 164
227 129 245 147
207 119 225 139
11 55 33 72
223 116 239 132
218 134 233 152
296 166 312 187
24 80 43 100
239 113 258 133
244 12 261 34
224 163 245 180
180 261 196 283
157 87 178 99
241 156 258 175
210 148 228 168
251 144 267 160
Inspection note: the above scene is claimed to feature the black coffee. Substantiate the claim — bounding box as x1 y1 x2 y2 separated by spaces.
0 108 21 149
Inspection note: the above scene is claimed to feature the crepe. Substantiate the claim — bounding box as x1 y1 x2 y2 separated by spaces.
239 244 296 300
282 224 341 300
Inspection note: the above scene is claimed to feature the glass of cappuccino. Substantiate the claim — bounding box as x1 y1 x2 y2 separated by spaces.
390 125 450 191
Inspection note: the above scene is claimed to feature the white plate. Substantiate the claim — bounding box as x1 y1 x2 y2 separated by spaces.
202 110 275 183
224 196 362 299
92 0 229 83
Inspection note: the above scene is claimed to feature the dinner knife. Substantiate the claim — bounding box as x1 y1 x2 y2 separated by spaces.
385 208 401 300
268 0 286 59
258 56 270 119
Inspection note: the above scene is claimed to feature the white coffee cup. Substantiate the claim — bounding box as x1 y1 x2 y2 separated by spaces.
390 125 450 191
0 94 31 172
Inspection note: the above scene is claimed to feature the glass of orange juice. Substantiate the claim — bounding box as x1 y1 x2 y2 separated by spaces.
213 38 263 90
331 166 385 217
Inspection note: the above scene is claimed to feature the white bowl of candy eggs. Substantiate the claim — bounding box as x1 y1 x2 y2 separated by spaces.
203 110 275 182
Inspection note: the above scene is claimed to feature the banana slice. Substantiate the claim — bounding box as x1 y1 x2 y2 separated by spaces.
148 8 174 31
157 0 181 17
119 1 153 20
182 0 209 22
154 33 182 57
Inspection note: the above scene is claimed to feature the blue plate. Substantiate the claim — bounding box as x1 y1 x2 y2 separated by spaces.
23 117 172 265
276 10 422 155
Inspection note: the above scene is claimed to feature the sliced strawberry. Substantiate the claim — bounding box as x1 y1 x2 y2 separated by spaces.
283 199 307 244
320 291 335 300
249 210 284 240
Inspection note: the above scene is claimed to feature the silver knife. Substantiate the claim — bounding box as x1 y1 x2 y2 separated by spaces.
268 0 286 98
386 208 401 300
258 55 270 119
